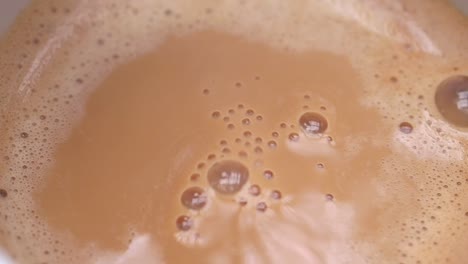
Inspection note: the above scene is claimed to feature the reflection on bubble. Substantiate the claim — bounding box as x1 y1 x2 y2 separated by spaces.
207 160 249 195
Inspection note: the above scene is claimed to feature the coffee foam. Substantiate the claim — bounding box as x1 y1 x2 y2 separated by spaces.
0 0 467 263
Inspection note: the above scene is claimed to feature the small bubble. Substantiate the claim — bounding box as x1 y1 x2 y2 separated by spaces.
320 106 327 111
238 151 248 158
197 163 205 169
399 122 414 134
304 94 311 100
235 138 242 143
263 170 274 180
219 140 227 146
176 215 192 231
228 109 235 115
207 154 216 160
0 189 7 198
164 9 173 16
211 111 221 119
244 142 251 147
181 187 207 210
280 123 287 128
40 115 46 120
248 184 261 196
242 118 251 125
272 132 279 138
238 197 248 206
243 131 252 138
190 173 200 181
270 190 282 200
237 104 244 109
256 115 263 121
207 160 249 194
254 146 263 154
316 163 324 169
288 133 300 142
299 112 328 134
221 148 231 154
390 76 398 82
223 116 230 122
255 137 262 144
256 202 268 212
227 124 235 130
20 132 29 138
235 82 242 87
325 193 334 201
246 109 254 116
76 78 83 84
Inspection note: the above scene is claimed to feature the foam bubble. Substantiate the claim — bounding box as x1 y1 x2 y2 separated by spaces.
176 215 193 231
298 112 328 135
435 75 468 127
180 187 207 210
207 160 249 195
0 0 467 263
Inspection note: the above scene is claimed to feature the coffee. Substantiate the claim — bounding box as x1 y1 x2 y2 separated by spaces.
0 0 467 263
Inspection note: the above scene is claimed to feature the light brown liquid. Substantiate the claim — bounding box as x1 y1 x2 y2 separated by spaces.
0 0 468 264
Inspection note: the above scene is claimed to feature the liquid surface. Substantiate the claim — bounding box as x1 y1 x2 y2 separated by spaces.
0 1 467 264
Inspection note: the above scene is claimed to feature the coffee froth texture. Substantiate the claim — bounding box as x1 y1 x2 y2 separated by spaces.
0 0 467 263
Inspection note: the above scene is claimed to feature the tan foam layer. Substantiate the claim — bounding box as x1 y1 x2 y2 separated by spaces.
0 0 467 263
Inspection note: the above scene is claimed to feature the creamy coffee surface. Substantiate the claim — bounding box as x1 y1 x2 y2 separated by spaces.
0 0 467 263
